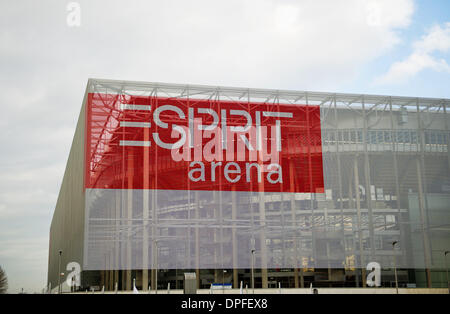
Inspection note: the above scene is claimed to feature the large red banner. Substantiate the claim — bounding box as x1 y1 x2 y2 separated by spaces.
85 93 324 193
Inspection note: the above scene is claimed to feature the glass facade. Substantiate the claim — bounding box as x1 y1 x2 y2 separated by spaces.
48 79 450 290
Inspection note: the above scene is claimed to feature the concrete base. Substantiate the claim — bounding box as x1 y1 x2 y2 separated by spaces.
66 288 448 294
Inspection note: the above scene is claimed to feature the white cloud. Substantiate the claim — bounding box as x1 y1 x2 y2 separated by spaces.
414 22 450 53
0 0 415 90
375 22 450 84
364 0 414 28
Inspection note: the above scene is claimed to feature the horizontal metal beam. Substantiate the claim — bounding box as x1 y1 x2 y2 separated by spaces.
88 78 450 108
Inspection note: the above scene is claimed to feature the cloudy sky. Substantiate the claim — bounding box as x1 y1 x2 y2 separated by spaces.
0 0 449 293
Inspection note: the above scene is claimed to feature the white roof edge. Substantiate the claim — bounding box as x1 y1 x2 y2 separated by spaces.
86 78 450 106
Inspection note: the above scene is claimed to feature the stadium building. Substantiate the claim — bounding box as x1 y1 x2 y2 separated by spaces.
48 78 450 292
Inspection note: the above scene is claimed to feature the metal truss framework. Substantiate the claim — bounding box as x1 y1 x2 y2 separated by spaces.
83 78 450 286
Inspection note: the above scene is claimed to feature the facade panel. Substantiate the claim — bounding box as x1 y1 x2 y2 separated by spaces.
48 79 450 290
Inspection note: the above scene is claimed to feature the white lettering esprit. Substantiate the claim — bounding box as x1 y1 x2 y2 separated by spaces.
120 104 293 153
